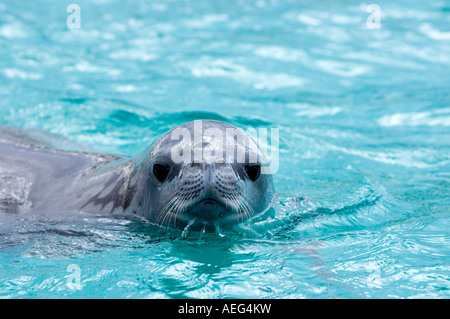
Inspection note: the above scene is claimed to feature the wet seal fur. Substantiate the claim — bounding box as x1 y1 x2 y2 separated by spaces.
0 121 275 231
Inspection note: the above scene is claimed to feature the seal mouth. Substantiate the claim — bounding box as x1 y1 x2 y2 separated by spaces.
185 197 229 221
198 198 221 207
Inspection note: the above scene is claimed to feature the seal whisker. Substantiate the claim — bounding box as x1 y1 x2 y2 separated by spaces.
158 196 177 225
170 194 187 229
156 194 181 230
225 191 245 224
232 190 254 224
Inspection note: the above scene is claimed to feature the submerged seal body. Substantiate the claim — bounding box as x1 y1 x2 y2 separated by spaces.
0 120 275 230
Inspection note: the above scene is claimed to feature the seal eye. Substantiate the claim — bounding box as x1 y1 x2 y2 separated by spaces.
245 165 261 182
153 164 170 183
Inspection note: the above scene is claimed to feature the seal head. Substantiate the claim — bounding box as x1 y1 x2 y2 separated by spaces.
128 120 275 230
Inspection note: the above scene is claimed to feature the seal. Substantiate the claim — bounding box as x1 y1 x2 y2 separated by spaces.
0 120 275 230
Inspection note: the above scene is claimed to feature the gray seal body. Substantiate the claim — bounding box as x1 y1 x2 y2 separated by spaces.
0 121 275 230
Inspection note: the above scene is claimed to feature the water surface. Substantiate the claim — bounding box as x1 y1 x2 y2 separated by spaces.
0 0 449 298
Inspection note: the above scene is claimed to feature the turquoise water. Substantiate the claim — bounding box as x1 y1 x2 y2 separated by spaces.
0 0 449 298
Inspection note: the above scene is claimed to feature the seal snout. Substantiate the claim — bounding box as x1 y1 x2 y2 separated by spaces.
180 162 239 222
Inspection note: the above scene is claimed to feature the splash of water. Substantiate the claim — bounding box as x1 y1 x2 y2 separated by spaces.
214 224 225 237
181 219 196 238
